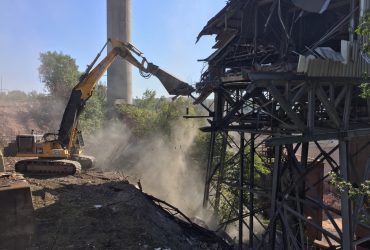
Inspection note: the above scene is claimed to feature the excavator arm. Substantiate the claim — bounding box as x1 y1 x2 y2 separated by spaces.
58 39 194 151
57 41 119 149
110 39 194 96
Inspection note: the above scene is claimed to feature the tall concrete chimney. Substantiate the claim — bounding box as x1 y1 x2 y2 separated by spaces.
107 0 132 105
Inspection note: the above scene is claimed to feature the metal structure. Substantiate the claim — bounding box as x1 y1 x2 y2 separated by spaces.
193 0 370 249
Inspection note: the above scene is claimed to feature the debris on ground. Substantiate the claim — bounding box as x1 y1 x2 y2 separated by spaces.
4 158 231 250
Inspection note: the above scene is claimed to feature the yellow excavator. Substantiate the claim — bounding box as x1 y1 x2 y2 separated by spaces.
3 39 194 175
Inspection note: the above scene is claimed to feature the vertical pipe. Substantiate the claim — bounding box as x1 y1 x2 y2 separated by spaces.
107 0 132 106
349 0 356 42
249 133 255 249
239 131 245 249
253 6 258 53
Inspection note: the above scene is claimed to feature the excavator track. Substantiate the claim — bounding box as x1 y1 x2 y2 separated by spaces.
15 159 81 175
71 155 95 170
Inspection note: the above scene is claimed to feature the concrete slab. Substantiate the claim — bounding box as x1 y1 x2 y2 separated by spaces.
0 173 34 250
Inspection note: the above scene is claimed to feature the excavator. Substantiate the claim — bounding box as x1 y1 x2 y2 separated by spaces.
3 39 194 175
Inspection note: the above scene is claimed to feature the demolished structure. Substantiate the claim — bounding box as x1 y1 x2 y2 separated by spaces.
193 0 370 249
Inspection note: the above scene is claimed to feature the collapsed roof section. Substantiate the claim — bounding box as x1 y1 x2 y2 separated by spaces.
197 0 370 82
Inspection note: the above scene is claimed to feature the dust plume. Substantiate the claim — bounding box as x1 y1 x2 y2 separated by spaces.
85 119 213 223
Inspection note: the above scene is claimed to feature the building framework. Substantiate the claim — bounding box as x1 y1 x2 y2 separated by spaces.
194 0 370 249
197 73 370 249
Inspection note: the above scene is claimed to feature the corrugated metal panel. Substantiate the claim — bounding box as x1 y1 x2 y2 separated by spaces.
297 41 370 78
360 0 370 17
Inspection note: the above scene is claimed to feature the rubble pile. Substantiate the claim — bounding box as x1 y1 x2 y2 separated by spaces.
2 158 230 250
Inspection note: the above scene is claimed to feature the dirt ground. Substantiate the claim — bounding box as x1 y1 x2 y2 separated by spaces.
3 159 231 250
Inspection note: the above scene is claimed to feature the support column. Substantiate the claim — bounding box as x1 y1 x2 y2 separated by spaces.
107 0 132 106
249 133 255 249
339 140 353 250
239 132 245 249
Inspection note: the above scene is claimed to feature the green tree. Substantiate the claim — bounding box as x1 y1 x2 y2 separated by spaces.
38 51 106 135
78 83 106 134
3 90 28 101
357 12 370 98
118 89 200 138
27 90 46 101
38 51 80 101
216 144 270 222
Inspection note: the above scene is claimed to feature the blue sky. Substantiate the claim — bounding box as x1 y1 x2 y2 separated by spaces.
0 0 225 97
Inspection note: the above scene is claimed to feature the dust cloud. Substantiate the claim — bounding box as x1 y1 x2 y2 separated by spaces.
85 119 215 225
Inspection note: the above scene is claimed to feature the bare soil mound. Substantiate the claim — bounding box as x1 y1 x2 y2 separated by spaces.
0 99 64 148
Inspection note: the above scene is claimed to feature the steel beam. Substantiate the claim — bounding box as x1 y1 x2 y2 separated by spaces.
239 132 245 249
339 141 353 250
249 133 255 249
266 84 305 130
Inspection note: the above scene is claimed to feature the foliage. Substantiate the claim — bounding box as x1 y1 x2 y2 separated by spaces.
78 83 106 134
38 51 80 101
38 50 106 135
359 82 370 98
27 90 46 100
328 171 370 225
0 90 47 102
0 90 27 101
188 132 210 168
356 12 370 56
329 171 370 198
217 143 270 222
118 89 200 138
357 12 370 98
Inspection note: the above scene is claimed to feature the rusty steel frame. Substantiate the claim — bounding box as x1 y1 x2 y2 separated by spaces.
195 73 370 249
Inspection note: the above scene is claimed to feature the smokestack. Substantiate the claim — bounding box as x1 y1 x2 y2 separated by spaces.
107 0 132 106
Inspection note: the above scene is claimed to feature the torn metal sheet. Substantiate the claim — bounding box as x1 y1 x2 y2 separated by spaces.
314 47 344 62
291 0 331 14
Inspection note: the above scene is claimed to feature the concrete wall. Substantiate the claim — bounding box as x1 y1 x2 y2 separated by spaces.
107 0 132 106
